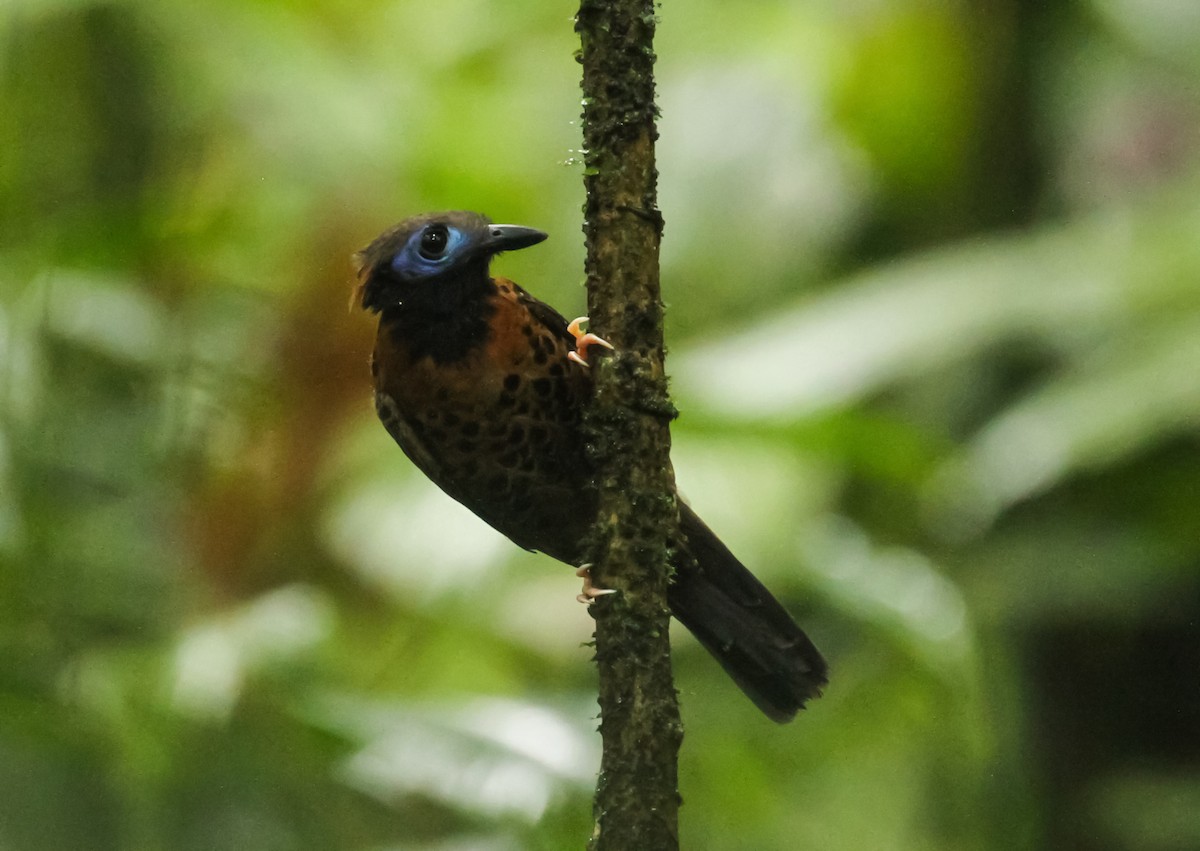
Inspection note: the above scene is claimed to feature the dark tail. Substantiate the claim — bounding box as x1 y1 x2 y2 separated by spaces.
668 502 827 723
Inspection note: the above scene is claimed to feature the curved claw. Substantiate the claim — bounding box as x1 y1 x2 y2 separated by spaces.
575 564 617 605
566 317 615 368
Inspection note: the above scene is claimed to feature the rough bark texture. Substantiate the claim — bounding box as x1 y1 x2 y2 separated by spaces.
576 2 683 850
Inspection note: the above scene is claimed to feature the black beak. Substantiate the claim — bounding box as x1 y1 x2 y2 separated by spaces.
483 224 548 253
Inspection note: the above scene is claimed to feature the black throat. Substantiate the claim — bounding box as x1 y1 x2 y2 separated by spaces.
380 265 497 365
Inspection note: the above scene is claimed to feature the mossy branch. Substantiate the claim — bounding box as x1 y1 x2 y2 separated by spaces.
575 1 682 849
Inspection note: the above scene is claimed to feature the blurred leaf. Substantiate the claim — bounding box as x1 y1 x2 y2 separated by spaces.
676 187 1200 420
930 314 1200 530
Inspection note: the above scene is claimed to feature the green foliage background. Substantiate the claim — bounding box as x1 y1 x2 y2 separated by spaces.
2 0 1199 849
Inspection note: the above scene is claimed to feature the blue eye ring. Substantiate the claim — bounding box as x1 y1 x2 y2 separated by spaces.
391 224 468 279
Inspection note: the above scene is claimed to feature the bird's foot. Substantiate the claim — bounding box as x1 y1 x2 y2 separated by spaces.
575 564 617 604
566 317 614 368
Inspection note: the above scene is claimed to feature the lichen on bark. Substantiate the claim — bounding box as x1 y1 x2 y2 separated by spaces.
575 1 683 849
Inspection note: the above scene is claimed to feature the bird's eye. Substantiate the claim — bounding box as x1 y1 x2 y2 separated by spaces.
418 225 450 260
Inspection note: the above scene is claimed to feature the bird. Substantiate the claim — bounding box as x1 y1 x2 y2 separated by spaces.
354 210 827 722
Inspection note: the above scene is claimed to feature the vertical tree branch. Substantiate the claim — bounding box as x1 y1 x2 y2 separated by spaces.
575 1 682 850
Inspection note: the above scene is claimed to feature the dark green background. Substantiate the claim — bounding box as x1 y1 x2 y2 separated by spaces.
2 1 1198 848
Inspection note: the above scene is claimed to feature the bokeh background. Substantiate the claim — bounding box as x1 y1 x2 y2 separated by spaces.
3 0 1199 848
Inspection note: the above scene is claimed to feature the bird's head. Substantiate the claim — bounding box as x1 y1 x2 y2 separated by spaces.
354 211 547 313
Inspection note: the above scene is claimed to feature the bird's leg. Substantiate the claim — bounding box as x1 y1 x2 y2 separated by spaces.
566 317 614 368
575 564 617 604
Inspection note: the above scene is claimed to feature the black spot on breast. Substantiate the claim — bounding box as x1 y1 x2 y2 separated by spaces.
487 473 509 492
529 426 549 445
499 394 516 408
521 324 534 337
533 378 552 397
508 425 526 445
534 350 548 365
456 438 476 453
504 374 520 392
443 411 461 427
462 421 480 438
549 363 563 377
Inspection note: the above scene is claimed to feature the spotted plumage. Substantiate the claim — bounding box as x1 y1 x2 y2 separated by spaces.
356 211 827 722
369 276 592 560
